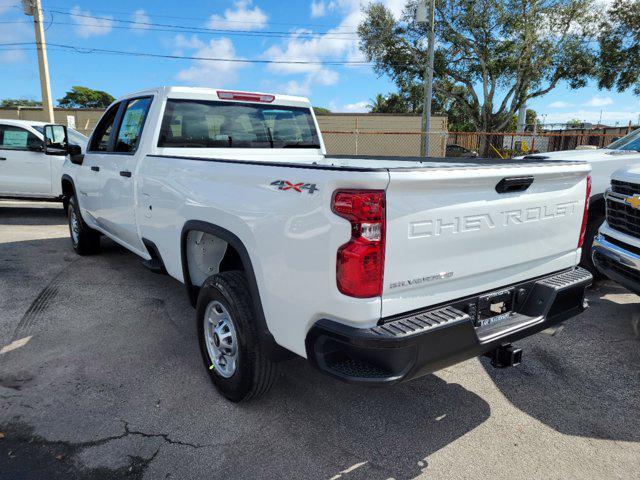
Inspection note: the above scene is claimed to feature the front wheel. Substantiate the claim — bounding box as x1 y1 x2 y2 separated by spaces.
197 271 278 402
67 195 101 255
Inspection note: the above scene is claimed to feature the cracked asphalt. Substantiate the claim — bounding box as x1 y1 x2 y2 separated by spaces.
1 199 639 480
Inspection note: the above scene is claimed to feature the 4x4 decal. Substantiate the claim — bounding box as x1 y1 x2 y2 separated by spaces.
270 180 318 194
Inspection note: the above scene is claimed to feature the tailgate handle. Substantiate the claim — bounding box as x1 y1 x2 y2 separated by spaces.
495 176 533 194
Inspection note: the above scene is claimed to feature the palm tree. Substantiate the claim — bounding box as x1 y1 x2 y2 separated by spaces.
368 94 388 113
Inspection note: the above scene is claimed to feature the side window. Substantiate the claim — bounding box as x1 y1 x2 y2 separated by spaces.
88 103 121 152
0 125 41 151
114 97 152 153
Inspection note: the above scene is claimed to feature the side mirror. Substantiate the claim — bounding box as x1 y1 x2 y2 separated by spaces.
68 144 84 165
44 124 68 156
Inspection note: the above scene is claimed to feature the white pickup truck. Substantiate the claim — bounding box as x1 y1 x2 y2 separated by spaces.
522 129 640 274
592 165 640 294
47 86 593 401
0 119 87 200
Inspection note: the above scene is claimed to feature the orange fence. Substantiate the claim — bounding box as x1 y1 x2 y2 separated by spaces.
447 131 626 158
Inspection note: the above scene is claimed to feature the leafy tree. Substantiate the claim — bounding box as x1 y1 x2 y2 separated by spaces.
358 0 597 145
58 86 115 108
313 106 331 115
0 99 42 108
567 118 583 127
598 0 640 94
508 109 538 131
368 92 411 113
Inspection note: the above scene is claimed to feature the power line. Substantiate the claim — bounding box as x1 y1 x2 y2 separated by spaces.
0 41 386 67
46 8 359 37
42 19 358 40
39 3 358 30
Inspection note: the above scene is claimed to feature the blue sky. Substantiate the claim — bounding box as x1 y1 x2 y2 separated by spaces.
1 0 639 126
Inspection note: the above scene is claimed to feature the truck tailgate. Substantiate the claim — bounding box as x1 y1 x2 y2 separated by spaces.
382 162 590 317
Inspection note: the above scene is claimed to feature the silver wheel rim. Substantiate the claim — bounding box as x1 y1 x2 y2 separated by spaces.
204 301 238 378
70 208 79 245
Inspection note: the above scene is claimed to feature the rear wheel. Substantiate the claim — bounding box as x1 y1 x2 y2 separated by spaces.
67 195 101 255
197 271 278 402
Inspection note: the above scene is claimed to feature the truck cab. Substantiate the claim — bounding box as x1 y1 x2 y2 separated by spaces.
0 119 87 200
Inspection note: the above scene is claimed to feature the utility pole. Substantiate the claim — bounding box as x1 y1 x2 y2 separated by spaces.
22 0 54 123
417 0 435 158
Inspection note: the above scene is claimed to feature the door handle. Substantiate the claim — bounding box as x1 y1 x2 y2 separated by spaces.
91 166 100 172
119 171 132 178
0 157 6 161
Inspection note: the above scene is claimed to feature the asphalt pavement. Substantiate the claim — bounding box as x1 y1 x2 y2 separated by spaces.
1 200 639 480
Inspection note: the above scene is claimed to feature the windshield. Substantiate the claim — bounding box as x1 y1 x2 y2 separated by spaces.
607 128 640 151
158 99 320 149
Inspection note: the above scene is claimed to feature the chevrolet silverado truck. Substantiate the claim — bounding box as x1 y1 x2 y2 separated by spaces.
0 119 87 201
46 87 593 401
592 165 640 294
521 129 640 275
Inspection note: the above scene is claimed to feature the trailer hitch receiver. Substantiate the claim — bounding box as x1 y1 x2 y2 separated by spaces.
485 344 522 368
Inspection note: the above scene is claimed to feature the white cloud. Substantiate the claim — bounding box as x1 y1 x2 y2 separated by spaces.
70 6 113 38
277 68 339 96
336 100 369 113
175 36 247 87
208 1 267 31
131 9 150 35
261 0 404 96
584 95 614 107
311 1 337 18
548 101 572 108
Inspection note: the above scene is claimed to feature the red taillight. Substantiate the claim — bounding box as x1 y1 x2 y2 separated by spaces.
217 90 275 103
578 175 592 248
332 190 386 298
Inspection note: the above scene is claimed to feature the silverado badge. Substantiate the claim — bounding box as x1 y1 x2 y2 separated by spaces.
625 194 640 210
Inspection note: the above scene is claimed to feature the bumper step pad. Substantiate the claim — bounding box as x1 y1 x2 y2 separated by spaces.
371 306 470 338
306 267 592 385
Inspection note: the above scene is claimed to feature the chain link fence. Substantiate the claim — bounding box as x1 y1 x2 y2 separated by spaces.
322 130 448 157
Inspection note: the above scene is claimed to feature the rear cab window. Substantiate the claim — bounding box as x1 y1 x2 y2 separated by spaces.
157 99 320 149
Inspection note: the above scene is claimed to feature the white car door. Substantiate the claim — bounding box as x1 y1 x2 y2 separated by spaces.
97 96 153 253
76 102 122 225
0 124 52 196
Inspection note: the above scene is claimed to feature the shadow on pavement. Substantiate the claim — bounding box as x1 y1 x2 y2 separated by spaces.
485 280 640 443
0 201 66 226
1 234 491 480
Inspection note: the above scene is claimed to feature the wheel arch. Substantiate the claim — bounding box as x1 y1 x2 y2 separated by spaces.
588 193 605 220
61 174 76 211
180 220 292 361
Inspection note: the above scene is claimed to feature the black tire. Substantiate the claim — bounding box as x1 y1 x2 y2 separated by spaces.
581 213 605 280
67 195 101 255
197 271 278 402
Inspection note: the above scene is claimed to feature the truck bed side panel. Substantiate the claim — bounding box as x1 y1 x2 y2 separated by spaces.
136 155 389 356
